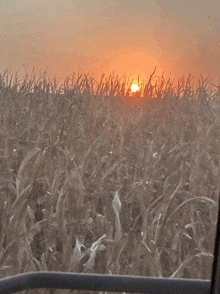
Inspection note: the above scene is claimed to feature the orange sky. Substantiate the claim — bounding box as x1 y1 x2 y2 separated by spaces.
1 0 220 92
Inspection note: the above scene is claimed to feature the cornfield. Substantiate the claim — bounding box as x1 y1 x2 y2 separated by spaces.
0 66 220 293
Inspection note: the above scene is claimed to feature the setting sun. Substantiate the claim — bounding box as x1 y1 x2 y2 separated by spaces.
131 84 139 92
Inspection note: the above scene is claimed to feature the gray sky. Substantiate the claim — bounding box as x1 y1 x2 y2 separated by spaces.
1 0 220 88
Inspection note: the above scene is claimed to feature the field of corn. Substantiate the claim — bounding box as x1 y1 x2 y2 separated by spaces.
0 66 220 293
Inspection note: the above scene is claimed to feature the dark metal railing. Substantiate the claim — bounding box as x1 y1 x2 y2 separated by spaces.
0 196 220 294
0 271 212 294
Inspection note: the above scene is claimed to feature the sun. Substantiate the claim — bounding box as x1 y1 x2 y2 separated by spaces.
131 84 139 92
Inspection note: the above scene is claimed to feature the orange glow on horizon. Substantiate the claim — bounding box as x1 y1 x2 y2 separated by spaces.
2 0 220 95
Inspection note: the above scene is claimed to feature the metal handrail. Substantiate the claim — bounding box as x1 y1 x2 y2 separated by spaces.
0 271 212 294
0 196 219 294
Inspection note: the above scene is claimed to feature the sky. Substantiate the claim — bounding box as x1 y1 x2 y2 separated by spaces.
1 0 220 91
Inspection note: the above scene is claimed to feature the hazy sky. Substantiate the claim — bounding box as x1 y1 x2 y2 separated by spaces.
1 0 220 88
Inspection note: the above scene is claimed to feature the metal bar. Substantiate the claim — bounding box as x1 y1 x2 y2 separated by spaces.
0 271 212 294
210 194 220 294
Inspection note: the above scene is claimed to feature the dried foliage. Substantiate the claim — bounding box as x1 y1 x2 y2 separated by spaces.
0 66 220 293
